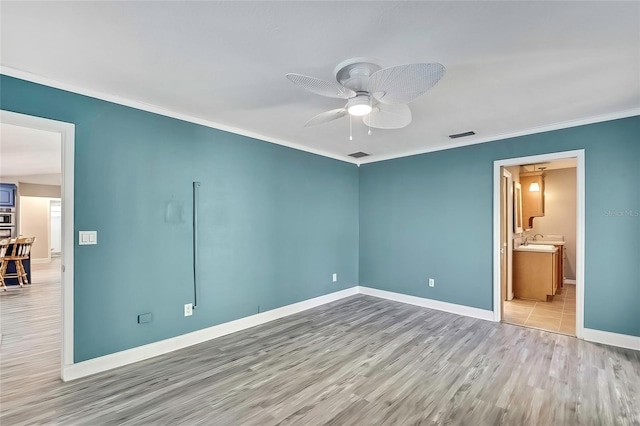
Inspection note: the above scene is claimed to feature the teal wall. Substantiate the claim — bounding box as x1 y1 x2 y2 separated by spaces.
0 76 360 362
360 116 640 337
2 75 638 363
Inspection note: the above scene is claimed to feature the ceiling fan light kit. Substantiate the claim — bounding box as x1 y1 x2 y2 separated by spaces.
347 95 372 116
286 57 445 138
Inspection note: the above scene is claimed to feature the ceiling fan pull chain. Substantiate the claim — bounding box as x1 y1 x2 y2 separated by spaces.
368 97 372 136
349 114 353 141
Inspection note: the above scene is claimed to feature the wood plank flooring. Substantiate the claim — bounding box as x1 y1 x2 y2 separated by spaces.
2 263 639 425
1 257 62 418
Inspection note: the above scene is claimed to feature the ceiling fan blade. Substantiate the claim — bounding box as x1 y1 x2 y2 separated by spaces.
368 63 445 105
304 108 348 127
286 73 356 99
363 104 412 129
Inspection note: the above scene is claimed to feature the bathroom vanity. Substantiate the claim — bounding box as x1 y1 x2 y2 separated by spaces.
513 244 559 301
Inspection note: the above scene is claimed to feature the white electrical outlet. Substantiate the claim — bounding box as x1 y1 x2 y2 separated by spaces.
428 278 435 288
184 303 193 317
332 273 337 282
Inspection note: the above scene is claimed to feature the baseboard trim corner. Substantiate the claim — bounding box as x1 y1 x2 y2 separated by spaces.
62 286 359 381
564 279 577 285
582 328 640 351
357 286 495 322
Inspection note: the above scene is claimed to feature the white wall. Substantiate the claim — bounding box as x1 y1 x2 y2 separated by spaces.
19 196 51 261
50 200 62 254
531 168 577 279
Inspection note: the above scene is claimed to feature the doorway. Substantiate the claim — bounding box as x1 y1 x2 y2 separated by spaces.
0 110 75 381
493 150 585 339
499 168 514 320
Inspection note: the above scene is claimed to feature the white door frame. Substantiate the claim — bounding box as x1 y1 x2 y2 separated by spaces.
492 149 585 339
501 168 514 301
1 110 75 380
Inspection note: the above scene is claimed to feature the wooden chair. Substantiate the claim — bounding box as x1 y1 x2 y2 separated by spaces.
0 238 11 291
1 237 36 288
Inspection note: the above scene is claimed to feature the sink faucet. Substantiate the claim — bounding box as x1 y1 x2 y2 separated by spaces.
533 233 544 241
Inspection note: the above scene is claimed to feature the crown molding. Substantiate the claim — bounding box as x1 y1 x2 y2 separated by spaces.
3 66 637 167
357 108 640 165
0 66 359 165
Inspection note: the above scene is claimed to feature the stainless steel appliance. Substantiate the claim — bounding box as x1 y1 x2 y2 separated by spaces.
0 210 16 226
0 226 15 239
0 207 16 239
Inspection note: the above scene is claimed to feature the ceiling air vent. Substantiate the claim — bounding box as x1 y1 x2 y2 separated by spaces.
349 152 370 158
449 131 476 139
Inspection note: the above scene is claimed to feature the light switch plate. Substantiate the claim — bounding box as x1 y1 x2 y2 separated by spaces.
79 231 97 245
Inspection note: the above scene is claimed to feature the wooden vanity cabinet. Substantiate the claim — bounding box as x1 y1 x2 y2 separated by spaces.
520 172 545 229
513 249 558 302
553 244 564 291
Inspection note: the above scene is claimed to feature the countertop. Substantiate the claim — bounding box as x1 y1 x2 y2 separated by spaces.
514 244 558 253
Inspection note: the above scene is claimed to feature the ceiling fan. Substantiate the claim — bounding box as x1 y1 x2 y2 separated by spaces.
286 57 445 133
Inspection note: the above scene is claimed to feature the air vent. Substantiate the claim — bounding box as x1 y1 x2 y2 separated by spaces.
449 131 476 139
349 152 370 158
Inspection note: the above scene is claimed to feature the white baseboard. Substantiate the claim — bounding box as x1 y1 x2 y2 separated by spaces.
61 285 638 382
564 279 576 285
582 328 640 351
62 287 359 381
357 286 495 322
31 258 52 264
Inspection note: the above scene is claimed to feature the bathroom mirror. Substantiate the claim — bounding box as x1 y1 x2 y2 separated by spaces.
514 182 523 234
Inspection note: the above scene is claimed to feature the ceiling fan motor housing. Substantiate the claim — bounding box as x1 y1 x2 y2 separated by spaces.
334 57 381 92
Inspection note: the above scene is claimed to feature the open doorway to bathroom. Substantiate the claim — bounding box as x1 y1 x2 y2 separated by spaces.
493 150 585 338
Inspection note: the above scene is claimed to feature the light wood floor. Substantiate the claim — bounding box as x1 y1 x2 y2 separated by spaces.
2 265 639 425
504 284 576 335
0 257 62 411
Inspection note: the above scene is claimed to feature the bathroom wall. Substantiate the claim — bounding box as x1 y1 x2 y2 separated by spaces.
531 168 577 280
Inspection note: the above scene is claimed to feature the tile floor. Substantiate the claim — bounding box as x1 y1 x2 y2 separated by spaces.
503 284 575 335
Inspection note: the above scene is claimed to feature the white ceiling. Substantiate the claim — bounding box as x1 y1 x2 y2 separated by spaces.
0 123 61 177
1 2 638 163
